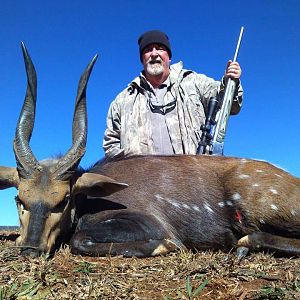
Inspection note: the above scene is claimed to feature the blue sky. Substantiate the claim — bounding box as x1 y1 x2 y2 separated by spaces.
0 0 299 225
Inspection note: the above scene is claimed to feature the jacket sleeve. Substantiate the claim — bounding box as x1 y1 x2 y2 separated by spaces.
194 73 243 115
219 77 243 115
103 98 124 158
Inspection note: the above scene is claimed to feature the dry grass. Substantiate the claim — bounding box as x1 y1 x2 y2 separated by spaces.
1 230 300 299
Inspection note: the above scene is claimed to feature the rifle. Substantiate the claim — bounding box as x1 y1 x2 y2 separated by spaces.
196 96 218 154
197 27 244 155
210 26 244 155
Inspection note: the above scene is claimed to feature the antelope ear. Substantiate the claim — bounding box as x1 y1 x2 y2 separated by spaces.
0 167 20 190
72 172 128 197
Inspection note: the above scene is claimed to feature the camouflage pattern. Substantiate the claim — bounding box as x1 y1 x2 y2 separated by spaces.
103 61 243 158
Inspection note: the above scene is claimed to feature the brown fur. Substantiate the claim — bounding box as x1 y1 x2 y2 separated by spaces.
2 154 300 257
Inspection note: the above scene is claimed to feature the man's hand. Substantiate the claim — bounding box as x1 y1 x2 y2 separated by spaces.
225 60 242 80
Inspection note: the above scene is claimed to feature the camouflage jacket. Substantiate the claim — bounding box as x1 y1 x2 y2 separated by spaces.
103 61 243 158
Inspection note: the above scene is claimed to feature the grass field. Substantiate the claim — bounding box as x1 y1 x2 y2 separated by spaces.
1 230 300 299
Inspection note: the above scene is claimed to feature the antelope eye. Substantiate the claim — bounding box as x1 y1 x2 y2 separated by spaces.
52 194 70 212
15 196 26 211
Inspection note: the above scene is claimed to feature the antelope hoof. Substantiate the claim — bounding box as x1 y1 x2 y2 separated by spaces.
236 246 249 262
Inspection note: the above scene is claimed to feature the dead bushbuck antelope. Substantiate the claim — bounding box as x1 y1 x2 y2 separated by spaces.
1 44 300 259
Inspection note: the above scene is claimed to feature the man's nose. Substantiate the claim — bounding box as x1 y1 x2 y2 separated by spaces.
150 47 159 55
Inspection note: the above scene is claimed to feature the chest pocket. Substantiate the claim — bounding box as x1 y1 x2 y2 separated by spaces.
180 87 206 137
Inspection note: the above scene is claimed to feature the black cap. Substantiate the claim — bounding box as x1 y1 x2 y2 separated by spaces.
138 30 172 61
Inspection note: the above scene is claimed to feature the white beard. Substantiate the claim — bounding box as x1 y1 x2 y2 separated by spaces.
145 62 164 76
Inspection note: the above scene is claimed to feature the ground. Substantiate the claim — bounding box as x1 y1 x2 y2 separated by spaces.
1 230 300 299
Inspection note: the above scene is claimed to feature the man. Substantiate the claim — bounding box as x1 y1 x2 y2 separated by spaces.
103 30 243 158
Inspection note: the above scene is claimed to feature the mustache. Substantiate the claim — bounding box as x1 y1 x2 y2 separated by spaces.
146 57 163 64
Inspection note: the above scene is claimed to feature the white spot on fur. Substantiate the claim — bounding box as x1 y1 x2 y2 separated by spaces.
252 183 260 187
203 202 214 214
226 201 233 206
165 198 172 203
164 197 181 208
269 188 278 195
291 209 297 216
218 202 225 208
156 195 191 210
259 219 265 224
155 194 164 201
239 174 250 179
170 200 181 208
232 193 241 201
182 204 191 210
271 204 278 210
192 205 200 212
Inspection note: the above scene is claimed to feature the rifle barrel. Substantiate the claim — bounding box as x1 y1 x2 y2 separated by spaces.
233 26 244 62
